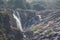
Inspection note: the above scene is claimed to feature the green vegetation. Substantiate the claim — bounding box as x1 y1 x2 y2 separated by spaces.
0 13 7 40
0 13 3 27
30 24 47 32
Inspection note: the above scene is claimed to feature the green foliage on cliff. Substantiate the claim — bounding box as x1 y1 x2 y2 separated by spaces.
0 13 3 27
30 24 47 32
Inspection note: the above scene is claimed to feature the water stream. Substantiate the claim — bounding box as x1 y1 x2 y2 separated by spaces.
37 15 42 21
13 10 23 32
12 10 27 40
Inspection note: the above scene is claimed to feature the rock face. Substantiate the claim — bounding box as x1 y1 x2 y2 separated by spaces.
13 9 60 40
0 8 23 40
0 8 60 40
18 10 40 30
27 9 60 40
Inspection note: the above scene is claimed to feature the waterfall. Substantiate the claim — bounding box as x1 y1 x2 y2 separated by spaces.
13 10 23 32
12 10 27 39
37 15 42 21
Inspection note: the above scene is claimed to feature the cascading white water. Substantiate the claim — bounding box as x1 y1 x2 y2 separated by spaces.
13 10 27 38
37 15 42 21
13 10 23 32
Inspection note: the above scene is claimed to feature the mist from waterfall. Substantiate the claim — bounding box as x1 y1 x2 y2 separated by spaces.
13 10 23 32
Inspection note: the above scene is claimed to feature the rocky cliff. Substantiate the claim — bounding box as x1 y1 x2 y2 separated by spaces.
0 8 23 40
0 8 60 40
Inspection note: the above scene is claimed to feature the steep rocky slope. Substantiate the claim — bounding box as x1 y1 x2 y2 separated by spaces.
0 8 60 40
0 8 23 40
27 9 60 40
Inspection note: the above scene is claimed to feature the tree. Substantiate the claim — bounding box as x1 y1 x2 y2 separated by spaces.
0 0 4 7
7 0 27 9
33 4 45 11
